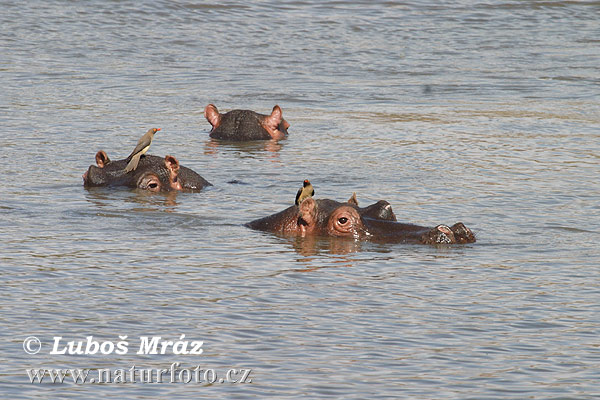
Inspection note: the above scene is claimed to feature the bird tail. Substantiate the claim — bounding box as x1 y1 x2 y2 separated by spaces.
124 154 140 172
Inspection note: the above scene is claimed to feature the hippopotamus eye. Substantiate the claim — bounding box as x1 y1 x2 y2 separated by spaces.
148 183 158 189
338 217 348 224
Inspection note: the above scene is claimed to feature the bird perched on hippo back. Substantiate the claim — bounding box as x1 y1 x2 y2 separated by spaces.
204 104 290 141
295 179 315 206
124 128 160 172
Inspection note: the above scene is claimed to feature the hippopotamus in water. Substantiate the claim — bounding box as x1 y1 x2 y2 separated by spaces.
204 104 290 141
83 151 211 192
246 195 475 245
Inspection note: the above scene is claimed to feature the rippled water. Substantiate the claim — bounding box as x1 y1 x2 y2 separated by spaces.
1 1 599 399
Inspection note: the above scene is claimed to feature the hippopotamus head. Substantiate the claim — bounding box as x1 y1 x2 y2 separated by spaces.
83 151 211 192
204 104 290 141
246 197 396 236
246 195 475 245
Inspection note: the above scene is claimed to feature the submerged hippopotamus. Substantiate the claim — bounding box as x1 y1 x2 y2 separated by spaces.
83 151 211 192
246 194 475 245
204 104 290 141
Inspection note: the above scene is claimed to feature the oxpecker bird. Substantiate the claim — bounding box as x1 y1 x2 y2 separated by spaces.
295 179 315 206
124 128 160 172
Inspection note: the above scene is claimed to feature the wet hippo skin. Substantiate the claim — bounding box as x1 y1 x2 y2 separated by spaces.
246 197 475 245
204 104 290 141
83 151 211 192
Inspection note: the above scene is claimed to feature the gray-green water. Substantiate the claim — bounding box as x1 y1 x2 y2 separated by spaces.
1 1 599 398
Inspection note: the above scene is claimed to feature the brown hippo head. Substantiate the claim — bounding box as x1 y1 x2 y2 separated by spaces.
204 104 290 141
246 195 475 245
83 151 211 192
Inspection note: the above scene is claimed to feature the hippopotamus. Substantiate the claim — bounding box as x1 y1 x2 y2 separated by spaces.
246 194 475 245
83 151 211 192
204 104 290 141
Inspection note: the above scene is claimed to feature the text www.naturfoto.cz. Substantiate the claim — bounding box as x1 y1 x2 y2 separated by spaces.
27 363 252 384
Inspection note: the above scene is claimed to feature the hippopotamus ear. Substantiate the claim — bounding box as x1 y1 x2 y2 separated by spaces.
164 155 180 173
164 156 183 191
204 104 222 129
298 197 318 227
95 150 110 168
347 192 358 206
261 105 283 129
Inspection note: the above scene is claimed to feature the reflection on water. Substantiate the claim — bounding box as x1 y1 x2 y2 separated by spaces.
203 137 284 156
84 186 181 209
287 234 364 256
